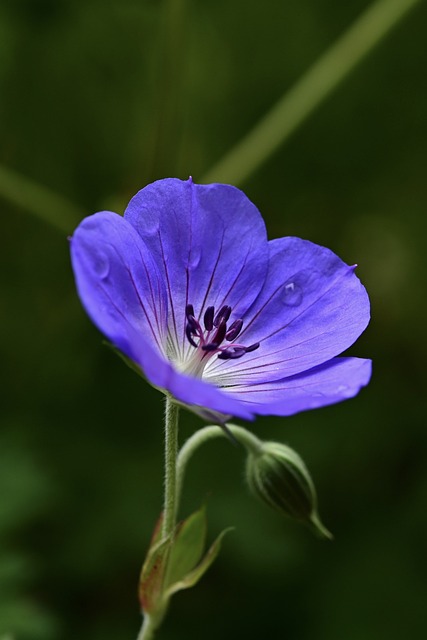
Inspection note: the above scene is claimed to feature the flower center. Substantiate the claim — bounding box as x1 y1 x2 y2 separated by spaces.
180 303 259 377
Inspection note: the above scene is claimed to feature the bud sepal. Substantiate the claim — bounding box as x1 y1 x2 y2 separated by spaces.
246 441 332 539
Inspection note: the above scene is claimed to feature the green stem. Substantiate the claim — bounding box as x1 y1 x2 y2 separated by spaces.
176 423 263 513
201 0 422 186
136 614 155 640
136 422 260 640
162 396 180 538
136 397 180 640
0 164 81 234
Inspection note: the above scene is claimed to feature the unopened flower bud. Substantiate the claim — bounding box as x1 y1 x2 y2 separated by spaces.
246 442 332 539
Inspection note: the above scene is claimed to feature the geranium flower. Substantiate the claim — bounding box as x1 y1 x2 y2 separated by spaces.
70 178 371 422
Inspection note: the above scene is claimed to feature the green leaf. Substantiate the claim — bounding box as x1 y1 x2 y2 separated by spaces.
165 506 207 589
165 527 233 597
138 535 171 615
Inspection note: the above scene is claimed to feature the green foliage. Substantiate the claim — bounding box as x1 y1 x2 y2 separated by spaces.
0 437 58 639
139 505 231 629
164 507 207 590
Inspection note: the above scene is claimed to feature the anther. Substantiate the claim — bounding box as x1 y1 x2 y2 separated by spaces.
184 302 261 361
186 304 195 319
204 306 214 332
186 314 198 333
244 342 260 353
225 319 243 341
185 323 198 348
212 319 227 346
213 305 231 327
217 347 247 360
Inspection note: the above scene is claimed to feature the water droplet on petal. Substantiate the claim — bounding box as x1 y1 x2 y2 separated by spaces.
282 279 303 307
140 211 160 236
188 245 202 269
337 384 353 397
93 251 110 279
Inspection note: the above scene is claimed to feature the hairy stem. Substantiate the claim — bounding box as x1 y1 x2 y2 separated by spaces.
202 0 422 186
163 396 180 538
136 397 180 640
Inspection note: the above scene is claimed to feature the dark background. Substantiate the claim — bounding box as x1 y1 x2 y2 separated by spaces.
1 1 426 639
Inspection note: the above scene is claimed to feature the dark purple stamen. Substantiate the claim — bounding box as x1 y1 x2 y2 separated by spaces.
213 305 231 327
185 303 260 362
245 342 260 353
212 319 227 346
185 323 198 348
185 304 200 347
225 318 243 341
217 347 247 360
186 314 198 333
186 304 195 318
204 306 214 331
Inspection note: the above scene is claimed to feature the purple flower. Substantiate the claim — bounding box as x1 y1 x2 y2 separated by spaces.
70 178 371 422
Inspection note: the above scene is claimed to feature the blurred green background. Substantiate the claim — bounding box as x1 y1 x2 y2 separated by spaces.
1 0 427 639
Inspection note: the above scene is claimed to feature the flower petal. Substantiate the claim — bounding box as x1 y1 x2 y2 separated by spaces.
70 211 168 362
71 213 255 421
124 178 268 360
205 237 370 385
125 324 255 421
223 357 372 416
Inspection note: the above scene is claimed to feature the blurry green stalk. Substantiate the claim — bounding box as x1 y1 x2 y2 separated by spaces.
0 0 421 231
145 0 188 180
0 165 80 234
202 0 422 186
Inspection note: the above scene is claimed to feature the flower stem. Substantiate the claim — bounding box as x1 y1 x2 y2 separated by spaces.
201 0 422 186
136 398 180 640
136 614 155 640
162 396 180 538
137 421 259 640
176 423 263 513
